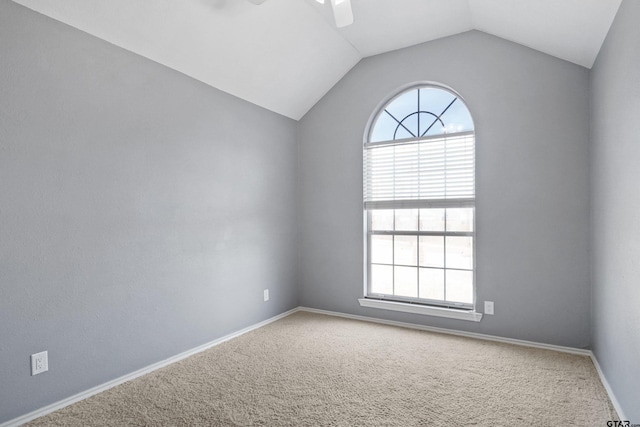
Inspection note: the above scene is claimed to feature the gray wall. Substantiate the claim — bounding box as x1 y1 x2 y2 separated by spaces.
298 31 591 348
590 0 640 421
0 1 298 423
5 0 631 422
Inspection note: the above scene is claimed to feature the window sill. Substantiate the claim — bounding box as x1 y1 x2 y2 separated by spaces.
358 298 483 322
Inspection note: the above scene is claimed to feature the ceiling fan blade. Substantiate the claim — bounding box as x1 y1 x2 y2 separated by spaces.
330 0 353 28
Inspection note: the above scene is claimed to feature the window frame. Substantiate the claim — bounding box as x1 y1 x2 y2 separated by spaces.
362 82 477 313
366 207 476 310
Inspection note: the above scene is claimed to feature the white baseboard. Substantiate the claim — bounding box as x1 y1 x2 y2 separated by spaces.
0 308 300 427
589 352 627 421
298 306 591 356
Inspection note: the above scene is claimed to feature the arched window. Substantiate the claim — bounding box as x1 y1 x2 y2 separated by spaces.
363 84 476 311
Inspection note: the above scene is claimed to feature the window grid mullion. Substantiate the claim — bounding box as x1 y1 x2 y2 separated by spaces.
371 263 472 273
370 230 472 237
392 210 396 296
444 208 448 302
416 210 420 299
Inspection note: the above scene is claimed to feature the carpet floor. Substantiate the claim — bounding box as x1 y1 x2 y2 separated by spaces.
27 311 617 426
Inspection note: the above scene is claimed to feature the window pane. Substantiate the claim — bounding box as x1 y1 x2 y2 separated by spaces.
371 210 394 231
396 114 418 140
446 208 473 232
445 237 473 270
446 269 473 304
371 235 393 264
395 209 418 231
385 91 418 137
394 235 417 266
394 266 418 298
394 124 414 140
371 264 393 295
438 98 474 134
419 208 445 232
419 268 444 300
419 236 444 268
420 88 456 117
370 112 398 143
419 88 456 137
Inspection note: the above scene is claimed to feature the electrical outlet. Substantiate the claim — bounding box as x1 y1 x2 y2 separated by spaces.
484 301 494 315
263 289 269 302
31 351 48 376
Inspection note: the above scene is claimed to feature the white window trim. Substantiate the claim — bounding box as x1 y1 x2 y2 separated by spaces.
358 298 483 322
362 83 478 312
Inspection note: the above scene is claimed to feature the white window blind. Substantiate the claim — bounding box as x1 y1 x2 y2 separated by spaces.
364 131 475 210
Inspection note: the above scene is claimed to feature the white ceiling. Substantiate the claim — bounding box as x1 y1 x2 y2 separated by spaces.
467 0 622 70
13 0 621 120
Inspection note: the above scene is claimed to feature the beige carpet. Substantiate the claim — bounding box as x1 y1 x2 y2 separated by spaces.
28 311 617 426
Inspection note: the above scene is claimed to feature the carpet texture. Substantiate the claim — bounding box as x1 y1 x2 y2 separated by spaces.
27 311 617 426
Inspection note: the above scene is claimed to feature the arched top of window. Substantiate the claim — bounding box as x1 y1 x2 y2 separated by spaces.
368 85 474 143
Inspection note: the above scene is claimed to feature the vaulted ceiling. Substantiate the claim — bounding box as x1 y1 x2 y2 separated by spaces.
13 0 621 120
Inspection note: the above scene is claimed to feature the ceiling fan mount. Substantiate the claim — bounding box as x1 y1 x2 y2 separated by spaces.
246 0 354 28
314 0 354 28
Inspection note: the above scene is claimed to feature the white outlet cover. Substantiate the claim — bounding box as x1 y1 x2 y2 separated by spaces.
484 301 494 315
31 351 48 376
263 289 269 302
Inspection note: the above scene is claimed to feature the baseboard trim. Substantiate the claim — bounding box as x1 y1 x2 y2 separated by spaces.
298 306 591 356
0 307 300 427
589 352 627 421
